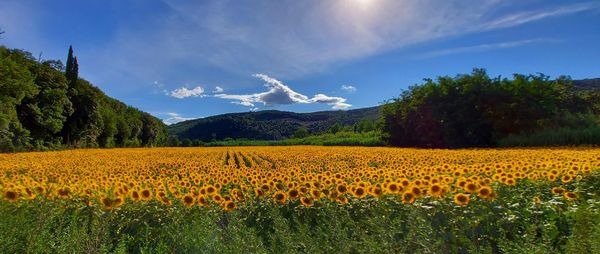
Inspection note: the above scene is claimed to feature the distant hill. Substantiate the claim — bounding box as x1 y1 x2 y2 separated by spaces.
573 78 600 91
168 106 381 141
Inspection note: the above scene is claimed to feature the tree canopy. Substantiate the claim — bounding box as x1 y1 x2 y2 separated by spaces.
381 69 598 148
0 46 167 152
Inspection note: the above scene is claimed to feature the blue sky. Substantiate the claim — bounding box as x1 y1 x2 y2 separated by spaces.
1 0 599 124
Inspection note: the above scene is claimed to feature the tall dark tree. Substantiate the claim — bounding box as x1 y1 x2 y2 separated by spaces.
72 57 79 81
65 46 74 81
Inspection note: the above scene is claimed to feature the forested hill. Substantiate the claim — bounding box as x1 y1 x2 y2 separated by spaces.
168 106 380 141
0 46 167 152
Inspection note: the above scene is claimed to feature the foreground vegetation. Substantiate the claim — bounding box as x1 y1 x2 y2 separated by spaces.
1 147 599 253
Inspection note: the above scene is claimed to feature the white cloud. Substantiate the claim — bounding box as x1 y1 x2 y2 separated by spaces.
213 86 224 93
168 86 205 99
341 85 357 93
419 38 560 59
161 112 197 125
214 74 351 109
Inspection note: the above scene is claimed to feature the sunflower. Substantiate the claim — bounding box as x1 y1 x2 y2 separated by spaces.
254 188 265 197
57 187 71 198
464 183 479 193
563 192 577 200
561 175 573 183
140 189 152 200
477 186 493 200
453 193 470 206
101 196 113 210
300 196 314 207
352 187 367 199
402 192 415 204
288 188 300 200
387 183 400 194
370 186 383 197
336 184 347 194
408 186 422 197
428 184 444 198
198 196 210 206
273 191 287 204
131 190 140 201
113 197 125 208
533 196 541 205
3 190 19 202
308 189 319 200
206 186 216 196
213 194 223 203
504 178 516 186
336 196 348 204
222 201 236 212
551 187 565 195
182 194 195 207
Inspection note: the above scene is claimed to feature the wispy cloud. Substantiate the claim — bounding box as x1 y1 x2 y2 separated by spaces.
168 86 205 99
214 74 351 109
159 112 198 125
419 38 560 59
478 2 600 31
341 85 357 93
213 86 224 93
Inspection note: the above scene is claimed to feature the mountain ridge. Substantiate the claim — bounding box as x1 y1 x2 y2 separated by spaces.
168 106 381 141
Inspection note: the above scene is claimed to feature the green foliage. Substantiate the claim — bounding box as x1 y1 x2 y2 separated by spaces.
0 46 167 152
381 69 598 148
293 127 309 139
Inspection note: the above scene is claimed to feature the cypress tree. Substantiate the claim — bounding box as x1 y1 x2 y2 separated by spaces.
73 57 79 81
65 45 74 80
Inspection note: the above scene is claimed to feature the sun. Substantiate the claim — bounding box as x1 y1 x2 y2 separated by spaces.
352 0 376 10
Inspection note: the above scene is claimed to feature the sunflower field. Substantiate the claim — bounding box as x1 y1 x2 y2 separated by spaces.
1 146 600 253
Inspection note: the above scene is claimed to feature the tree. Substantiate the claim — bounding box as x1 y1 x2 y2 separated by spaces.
167 136 181 147
328 123 342 134
72 57 79 81
293 127 309 139
65 46 74 81
181 138 193 147
381 69 587 148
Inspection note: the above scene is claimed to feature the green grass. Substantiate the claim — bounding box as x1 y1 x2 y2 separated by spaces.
203 131 385 147
2 172 600 253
